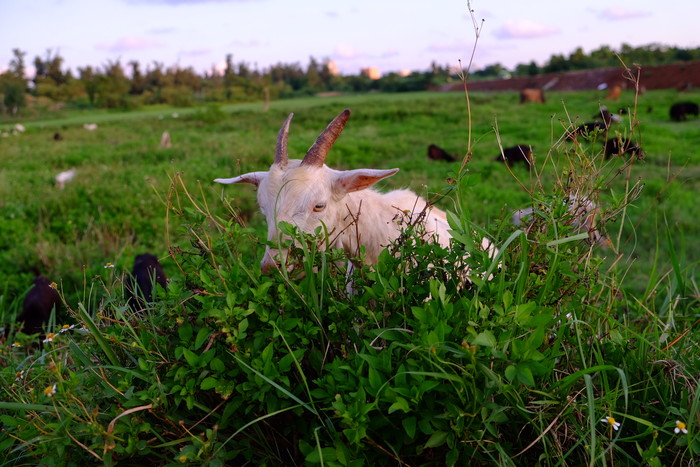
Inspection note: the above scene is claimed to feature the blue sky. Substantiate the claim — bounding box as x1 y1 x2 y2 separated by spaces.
1 0 697 77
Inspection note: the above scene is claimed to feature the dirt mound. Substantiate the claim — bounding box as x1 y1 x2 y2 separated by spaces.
435 61 700 93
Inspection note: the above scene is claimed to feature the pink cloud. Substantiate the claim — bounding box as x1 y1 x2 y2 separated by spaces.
597 7 651 21
494 19 559 39
95 36 162 53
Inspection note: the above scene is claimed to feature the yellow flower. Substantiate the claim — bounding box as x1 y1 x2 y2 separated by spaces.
675 420 688 434
178 455 188 463
42 332 56 343
50 282 58 289
601 416 621 431
43 384 57 397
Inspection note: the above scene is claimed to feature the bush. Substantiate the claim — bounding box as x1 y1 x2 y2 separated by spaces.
1 158 697 465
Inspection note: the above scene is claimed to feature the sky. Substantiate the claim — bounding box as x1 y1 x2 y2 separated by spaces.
1 0 698 78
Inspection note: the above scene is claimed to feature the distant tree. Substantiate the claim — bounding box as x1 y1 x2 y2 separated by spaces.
8 48 27 80
2 49 28 114
568 47 593 70
514 61 539 77
129 61 146 95
543 54 570 73
78 66 99 105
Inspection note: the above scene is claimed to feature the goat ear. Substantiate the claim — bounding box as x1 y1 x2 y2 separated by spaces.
333 168 399 193
214 171 268 186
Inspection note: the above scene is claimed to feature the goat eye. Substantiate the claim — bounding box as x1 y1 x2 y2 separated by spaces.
313 203 326 212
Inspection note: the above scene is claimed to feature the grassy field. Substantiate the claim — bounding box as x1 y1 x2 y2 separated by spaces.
0 87 698 465
1 88 698 302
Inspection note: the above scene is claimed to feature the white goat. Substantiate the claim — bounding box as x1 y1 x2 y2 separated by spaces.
55 169 77 189
513 194 606 245
215 109 492 275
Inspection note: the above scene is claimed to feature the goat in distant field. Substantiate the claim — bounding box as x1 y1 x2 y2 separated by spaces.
494 144 533 168
15 276 60 337
55 168 76 189
520 88 545 104
126 254 168 311
669 101 699 121
603 137 644 159
427 144 457 162
513 195 607 246
214 109 496 278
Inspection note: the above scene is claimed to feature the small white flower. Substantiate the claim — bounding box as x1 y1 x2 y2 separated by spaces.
42 332 56 343
43 384 57 397
59 324 76 333
104 262 115 269
15 370 25 381
674 420 688 434
601 416 621 431
11 342 21 348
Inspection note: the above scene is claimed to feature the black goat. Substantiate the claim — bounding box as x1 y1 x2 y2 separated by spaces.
427 144 457 162
15 276 60 337
566 121 608 140
669 102 699 122
126 254 168 311
603 138 644 159
494 145 533 168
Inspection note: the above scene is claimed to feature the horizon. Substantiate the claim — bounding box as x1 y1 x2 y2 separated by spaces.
1 0 698 78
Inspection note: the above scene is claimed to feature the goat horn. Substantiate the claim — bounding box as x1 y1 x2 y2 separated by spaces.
274 113 294 168
302 109 351 167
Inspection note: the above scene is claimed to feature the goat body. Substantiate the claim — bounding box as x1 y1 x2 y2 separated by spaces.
427 144 457 162
126 253 168 311
215 109 489 274
494 144 533 168
16 276 60 336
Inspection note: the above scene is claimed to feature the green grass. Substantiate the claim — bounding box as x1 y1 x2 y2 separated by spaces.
0 88 698 465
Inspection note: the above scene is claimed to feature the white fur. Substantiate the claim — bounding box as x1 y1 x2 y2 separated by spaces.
215 111 495 277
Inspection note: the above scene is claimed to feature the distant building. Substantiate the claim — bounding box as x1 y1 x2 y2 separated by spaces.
360 67 381 80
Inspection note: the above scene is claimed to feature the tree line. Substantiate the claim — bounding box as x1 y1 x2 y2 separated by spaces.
1 42 698 115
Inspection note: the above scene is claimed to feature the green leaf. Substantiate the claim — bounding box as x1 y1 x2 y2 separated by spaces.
182 348 200 367
210 357 225 372
402 416 417 438
194 328 210 350
473 331 496 347
424 431 448 448
178 323 193 342
388 397 410 414
200 377 218 390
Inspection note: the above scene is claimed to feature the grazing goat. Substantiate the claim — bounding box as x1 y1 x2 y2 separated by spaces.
593 106 621 125
513 195 606 245
16 276 60 336
126 253 168 311
520 88 545 104
427 144 457 162
53 132 63 141
566 121 608 141
55 168 76 189
83 123 98 131
160 131 172 149
669 102 699 122
606 84 622 100
494 145 533 168
603 137 644 159
214 109 494 276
